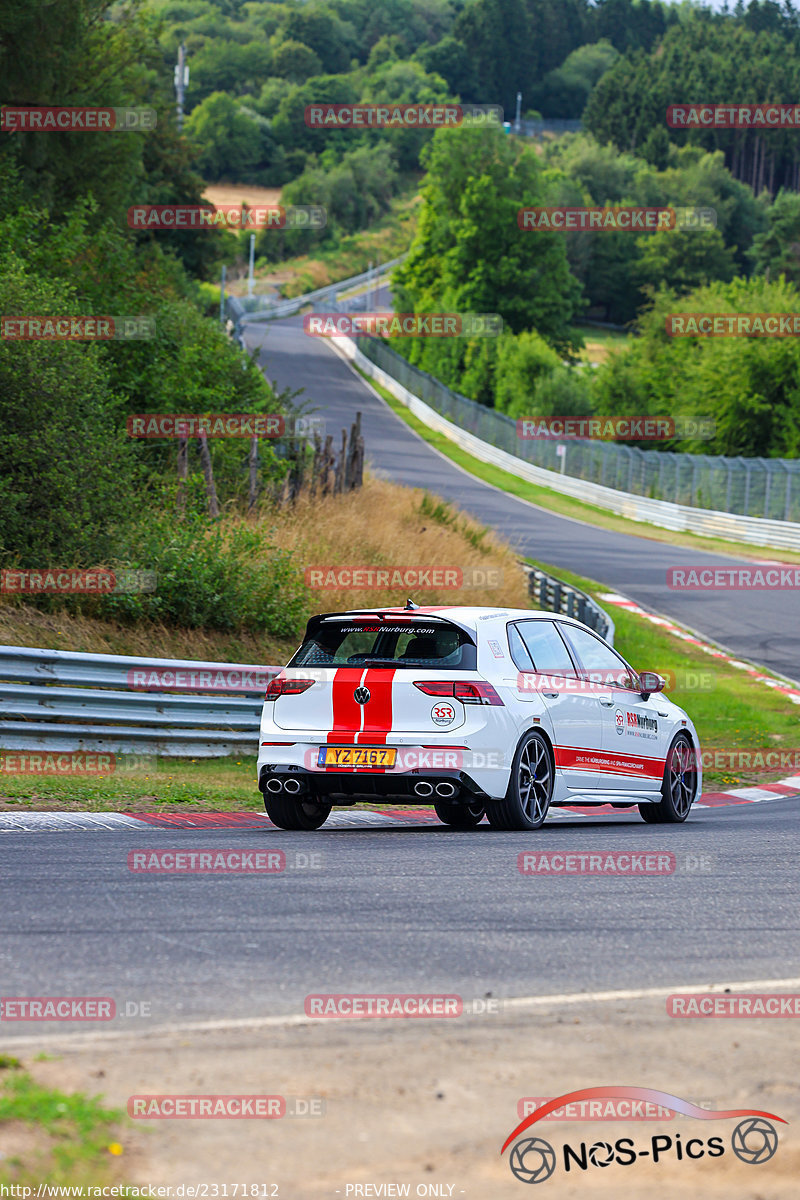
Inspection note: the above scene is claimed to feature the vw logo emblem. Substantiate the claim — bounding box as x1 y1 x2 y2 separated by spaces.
354 686 371 705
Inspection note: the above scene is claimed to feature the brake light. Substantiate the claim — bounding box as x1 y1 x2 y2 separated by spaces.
264 678 314 700
413 682 454 697
414 681 503 706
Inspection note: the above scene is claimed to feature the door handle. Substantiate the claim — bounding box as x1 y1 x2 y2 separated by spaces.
598 698 615 707
542 692 559 699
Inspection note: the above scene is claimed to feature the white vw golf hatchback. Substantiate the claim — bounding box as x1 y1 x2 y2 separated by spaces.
257 605 701 831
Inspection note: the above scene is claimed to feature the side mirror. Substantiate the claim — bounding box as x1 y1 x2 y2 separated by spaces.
638 671 666 701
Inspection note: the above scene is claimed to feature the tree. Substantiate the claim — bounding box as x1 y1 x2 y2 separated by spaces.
749 189 800 286
392 123 583 399
592 275 800 457
635 227 737 296
0 258 141 564
270 39 323 84
532 40 620 119
185 92 285 183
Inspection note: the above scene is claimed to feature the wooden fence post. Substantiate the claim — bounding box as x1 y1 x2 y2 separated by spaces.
248 435 259 515
177 437 188 513
196 432 220 518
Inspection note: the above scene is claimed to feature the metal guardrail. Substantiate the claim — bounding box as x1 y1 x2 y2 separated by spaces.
229 255 407 328
522 566 615 646
345 336 800 547
333 334 800 550
0 579 614 759
0 646 278 757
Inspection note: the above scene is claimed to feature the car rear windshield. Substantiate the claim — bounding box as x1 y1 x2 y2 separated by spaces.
290 617 477 670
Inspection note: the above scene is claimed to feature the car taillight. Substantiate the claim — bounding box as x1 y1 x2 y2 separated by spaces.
413 680 504 706
264 678 314 700
413 681 455 697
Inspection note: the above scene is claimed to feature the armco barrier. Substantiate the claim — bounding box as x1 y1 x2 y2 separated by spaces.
332 335 800 552
523 566 614 646
0 646 277 757
230 255 407 327
0 575 614 757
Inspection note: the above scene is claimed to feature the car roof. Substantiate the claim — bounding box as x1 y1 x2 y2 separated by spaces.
336 606 587 635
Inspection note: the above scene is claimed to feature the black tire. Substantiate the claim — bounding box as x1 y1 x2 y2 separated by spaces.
263 790 332 830
433 799 486 827
485 730 554 831
638 733 697 824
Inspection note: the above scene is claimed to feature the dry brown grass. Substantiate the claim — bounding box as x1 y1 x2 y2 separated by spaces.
265 474 530 612
0 476 530 662
202 184 282 207
0 602 293 665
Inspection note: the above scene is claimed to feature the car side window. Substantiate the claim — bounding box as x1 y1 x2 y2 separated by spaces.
515 621 577 677
559 624 638 689
507 624 533 670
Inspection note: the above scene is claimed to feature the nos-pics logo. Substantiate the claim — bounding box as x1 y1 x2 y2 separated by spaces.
501 1087 785 1184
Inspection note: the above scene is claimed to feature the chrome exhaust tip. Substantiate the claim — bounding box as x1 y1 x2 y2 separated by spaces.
265 777 283 794
414 781 434 797
435 782 457 798
283 778 301 794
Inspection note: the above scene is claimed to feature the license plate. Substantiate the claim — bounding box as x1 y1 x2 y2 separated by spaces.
318 746 397 769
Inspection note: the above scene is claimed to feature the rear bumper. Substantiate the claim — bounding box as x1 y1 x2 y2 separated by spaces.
258 762 490 801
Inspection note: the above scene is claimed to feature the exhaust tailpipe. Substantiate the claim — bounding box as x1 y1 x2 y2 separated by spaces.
265 777 283 794
284 778 301 794
435 782 457 798
414 781 434 797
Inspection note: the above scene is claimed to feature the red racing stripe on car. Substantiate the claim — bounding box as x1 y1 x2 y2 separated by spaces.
356 668 397 743
327 668 366 743
556 747 665 779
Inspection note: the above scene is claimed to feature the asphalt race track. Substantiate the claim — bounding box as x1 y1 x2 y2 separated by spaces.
1 797 797 1034
244 312 800 682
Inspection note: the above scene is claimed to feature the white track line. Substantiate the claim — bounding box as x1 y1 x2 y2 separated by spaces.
4 978 800 1049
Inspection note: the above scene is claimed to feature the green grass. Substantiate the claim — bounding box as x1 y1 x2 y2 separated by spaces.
522 557 800 789
0 1064 124 1187
0 755 261 811
571 323 632 365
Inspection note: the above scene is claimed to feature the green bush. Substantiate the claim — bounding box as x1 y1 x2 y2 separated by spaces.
102 496 309 636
